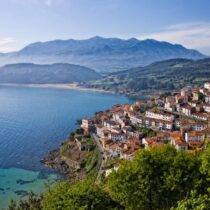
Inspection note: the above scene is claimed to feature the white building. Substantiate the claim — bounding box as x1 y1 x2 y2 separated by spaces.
204 82 210 91
146 110 175 121
203 104 210 113
185 131 205 142
108 132 127 141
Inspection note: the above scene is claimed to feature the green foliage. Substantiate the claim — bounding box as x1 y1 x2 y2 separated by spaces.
200 143 210 178
171 194 210 210
7 192 42 210
138 127 156 137
86 58 210 94
84 133 91 138
105 158 122 169
0 63 102 84
59 142 69 155
107 145 206 210
198 92 205 101
85 149 99 174
7 144 210 210
42 179 122 210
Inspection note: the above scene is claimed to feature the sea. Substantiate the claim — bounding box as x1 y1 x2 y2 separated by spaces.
0 86 139 209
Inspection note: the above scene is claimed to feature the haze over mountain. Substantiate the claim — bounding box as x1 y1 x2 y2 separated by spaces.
0 37 206 72
0 63 101 84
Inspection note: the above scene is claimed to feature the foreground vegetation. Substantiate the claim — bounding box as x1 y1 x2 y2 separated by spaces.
8 144 210 210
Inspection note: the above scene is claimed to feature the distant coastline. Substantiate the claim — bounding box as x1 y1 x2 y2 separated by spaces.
0 83 153 99
0 83 114 94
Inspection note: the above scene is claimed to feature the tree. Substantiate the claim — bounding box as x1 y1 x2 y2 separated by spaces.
42 179 122 210
107 145 204 210
7 144 210 210
7 192 42 210
200 143 210 177
171 194 210 210
199 142 210 193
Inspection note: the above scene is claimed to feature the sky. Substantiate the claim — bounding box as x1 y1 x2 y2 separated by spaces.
0 0 210 55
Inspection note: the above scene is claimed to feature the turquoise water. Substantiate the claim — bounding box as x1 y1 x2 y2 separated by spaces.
0 168 58 208
0 86 137 208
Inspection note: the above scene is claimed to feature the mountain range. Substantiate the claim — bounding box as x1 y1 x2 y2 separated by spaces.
0 63 101 84
0 37 206 72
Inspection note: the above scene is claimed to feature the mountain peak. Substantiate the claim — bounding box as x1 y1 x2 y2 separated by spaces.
0 37 206 72
88 36 104 40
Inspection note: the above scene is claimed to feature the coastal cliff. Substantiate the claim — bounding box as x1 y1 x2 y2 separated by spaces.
42 131 100 181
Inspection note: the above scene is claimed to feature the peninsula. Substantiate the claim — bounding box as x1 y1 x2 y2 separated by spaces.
43 81 210 181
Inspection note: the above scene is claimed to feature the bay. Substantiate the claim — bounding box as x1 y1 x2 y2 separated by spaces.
0 86 139 208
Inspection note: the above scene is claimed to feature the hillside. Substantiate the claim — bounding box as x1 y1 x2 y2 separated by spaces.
0 63 101 84
84 58 210 96
0 37 206 72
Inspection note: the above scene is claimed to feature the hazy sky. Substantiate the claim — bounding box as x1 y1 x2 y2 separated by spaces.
0 0 210 54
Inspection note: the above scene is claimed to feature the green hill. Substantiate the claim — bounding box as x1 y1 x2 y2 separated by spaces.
0 63 101 84
84 58 210 96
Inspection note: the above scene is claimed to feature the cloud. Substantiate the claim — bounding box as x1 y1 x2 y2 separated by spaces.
0 37 18 53
138 22 210 54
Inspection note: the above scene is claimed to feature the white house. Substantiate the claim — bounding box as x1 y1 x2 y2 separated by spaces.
146 110 175 121
191 113 208 121
81 118 94 132
204 82 210 91
108 132 127 141
181 105 194 116
170 132 188 151
203 104 210 113
185 131 205 142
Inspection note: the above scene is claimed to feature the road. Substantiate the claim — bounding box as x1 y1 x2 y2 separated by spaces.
91 133 105 183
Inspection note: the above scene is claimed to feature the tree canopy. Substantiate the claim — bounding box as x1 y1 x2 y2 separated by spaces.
8 144 210 210
107 145 209 210
42 179 122 210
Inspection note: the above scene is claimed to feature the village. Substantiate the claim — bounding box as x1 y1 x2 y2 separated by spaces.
72 82 210 177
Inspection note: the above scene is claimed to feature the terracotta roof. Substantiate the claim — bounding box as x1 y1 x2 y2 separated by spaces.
192 112 208 117
96 125 103 128
188 141 203 145
146 109 175 117
100 138 112 143
103 130 110 134
109 143 121 150
109 132 126 137
181 104 193 110
203 103 210 107
151 141 164 148
170 132 187 146
83 118 93 122
143 116 174 124
135 101 146 107
186 131 205 137
156 132 170 138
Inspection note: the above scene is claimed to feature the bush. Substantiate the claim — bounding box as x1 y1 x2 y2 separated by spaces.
42 179 122 210
107 145 206 210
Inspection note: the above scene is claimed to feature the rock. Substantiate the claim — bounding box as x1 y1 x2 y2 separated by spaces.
14 190 29 197
16 179 35 185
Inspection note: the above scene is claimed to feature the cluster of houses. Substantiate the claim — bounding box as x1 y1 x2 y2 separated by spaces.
78 82 210 175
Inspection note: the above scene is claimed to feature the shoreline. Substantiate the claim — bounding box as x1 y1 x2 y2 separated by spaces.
0 83 115 94
0 83 154 99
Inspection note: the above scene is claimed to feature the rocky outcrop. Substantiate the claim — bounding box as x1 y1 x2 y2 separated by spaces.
41 142 88 180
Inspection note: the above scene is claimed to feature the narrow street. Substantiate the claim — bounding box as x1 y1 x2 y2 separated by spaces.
92 133 105 183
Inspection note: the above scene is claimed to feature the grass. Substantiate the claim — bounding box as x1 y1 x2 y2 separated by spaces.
85 148 100 174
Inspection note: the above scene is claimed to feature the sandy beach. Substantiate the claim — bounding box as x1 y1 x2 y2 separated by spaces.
0 83 114 94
